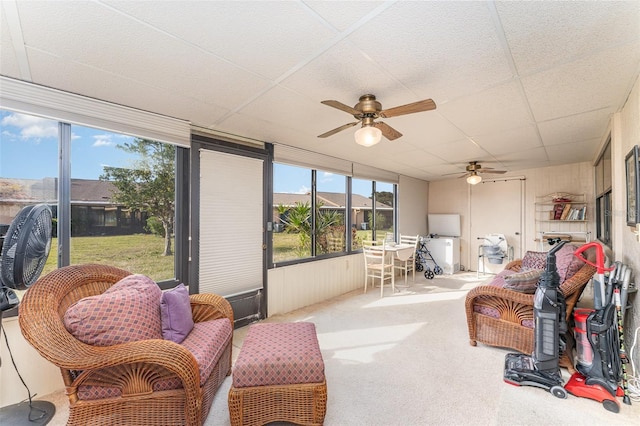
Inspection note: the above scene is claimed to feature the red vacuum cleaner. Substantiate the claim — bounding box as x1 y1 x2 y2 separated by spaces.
564 242 631 413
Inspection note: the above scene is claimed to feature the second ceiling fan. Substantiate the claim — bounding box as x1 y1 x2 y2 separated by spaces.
445 161 507 184
317 94 436 146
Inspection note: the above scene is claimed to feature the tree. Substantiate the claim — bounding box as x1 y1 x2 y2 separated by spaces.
373 191 393 206
100 139 175 256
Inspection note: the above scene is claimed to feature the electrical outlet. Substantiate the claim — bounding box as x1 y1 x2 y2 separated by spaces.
635 223 640 242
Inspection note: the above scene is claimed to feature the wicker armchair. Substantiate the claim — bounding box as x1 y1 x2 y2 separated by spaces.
19 264 233 426
465 245 597 372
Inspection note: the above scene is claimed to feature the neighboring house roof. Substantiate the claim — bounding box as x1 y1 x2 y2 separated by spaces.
1 179 392 210
273 192 391 210
0 177 117 204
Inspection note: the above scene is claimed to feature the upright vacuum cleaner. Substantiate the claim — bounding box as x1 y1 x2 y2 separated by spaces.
503 240 569 399
564 243 630 413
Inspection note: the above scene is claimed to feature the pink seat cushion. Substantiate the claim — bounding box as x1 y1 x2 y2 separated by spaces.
232 322 325 388
77 318 232 400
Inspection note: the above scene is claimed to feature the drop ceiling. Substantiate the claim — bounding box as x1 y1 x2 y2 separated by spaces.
1 0 639 181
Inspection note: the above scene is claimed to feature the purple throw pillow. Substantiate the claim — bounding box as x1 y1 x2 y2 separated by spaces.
160 284 194 344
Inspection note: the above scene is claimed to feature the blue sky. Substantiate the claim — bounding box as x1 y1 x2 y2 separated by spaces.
1 110 380 196
1 110 137 180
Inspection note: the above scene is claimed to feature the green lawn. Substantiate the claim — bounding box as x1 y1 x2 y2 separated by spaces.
40 230 389 279
42 234 174 282
272 229 388 262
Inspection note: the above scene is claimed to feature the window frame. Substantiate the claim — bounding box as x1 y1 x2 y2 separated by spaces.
1 109 188 291
594 137 612 247
270 161 397 268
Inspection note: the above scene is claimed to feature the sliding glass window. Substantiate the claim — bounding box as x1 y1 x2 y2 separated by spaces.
0 108 184 285
69 125 177 281
0 110 58 278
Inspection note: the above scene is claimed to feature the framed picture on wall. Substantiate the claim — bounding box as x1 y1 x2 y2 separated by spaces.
625 145 640 226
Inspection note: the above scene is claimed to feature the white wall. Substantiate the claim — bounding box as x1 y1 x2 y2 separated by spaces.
267 254 364 317
613 74 640 371
0 316 61 407
428 162 594 270
398 175 429 236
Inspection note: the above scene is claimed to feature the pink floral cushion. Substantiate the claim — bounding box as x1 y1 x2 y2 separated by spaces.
232 322 325 388
555 244 585 283
77 318 232 400
521 244 584 283
521 251 546 271
63 274 162 346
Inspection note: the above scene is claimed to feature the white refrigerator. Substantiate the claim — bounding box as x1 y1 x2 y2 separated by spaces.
424 237 460 275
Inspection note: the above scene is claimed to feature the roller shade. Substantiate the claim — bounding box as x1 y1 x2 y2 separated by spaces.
0 76 191 147
352 163 399 184
275 144 352 176
199 149 264 297
275 144 399 183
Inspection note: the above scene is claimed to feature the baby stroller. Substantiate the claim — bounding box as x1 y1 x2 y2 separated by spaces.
415 237 443 279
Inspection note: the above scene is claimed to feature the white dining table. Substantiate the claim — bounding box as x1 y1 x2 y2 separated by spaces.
370 243 415 261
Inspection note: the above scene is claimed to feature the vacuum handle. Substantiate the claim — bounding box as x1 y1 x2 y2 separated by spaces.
574 242 613 274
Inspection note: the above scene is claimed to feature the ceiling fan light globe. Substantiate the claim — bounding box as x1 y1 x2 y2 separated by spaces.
467 174 482 185
355 126 382 147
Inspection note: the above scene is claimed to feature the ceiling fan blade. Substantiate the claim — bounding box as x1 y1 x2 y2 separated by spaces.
374 122 403 140
442 171 467 176
479 170 507 174
379 99 436 118
317 121 359 138
321 100 362 116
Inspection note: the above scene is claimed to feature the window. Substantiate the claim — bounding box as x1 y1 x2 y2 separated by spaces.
595 139 612 246
273 163 397 264
0 108 185 285
0 110 58 277
273 163 312 262
316 169 347 255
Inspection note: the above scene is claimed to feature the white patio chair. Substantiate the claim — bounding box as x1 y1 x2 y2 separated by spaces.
394 234 420 284
363 245 395 297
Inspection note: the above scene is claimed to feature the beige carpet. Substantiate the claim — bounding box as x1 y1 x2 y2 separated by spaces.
40 272 639 425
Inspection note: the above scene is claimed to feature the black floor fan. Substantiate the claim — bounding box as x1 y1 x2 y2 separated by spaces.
0 204 56 425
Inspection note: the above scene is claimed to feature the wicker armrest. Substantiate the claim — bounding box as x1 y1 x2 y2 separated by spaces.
503 259 522 272
190 293 234 324
466 284 534 307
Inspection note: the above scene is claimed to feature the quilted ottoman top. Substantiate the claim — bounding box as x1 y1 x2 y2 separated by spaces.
232 322 325 388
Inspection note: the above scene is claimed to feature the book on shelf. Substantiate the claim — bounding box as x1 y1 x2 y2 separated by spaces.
553 203 565 220
560 203 572 220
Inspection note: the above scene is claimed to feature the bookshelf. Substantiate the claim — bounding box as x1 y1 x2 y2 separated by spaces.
535 192 591 250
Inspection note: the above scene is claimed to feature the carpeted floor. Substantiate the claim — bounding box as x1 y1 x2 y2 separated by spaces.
39 271 640 425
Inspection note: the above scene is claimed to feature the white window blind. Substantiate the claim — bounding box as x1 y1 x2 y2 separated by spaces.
275 144 353 176
0 76 190 147
199 149 264 297
352 163 399 184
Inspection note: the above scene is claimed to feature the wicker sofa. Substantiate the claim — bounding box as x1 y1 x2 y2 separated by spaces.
465 244 597 371
19 264 233 426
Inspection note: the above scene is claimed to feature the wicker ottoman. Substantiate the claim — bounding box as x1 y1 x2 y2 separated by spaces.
228 322 327 426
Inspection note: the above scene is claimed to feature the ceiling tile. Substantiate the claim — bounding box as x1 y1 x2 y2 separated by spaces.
424 139 490 165
345 1 514 103
103 1 338 81
473 125 542 156
545 138 600 164
497 1 640 75
522 43 640 121
538 108 614 147
437 81 532 136
0 7 21 79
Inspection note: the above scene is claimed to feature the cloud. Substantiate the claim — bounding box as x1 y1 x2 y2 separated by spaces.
296 185 311 194
93 134 113 147
1 112 57 140
319 171 334 183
